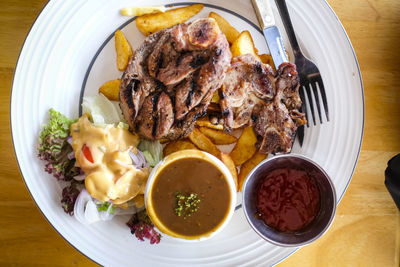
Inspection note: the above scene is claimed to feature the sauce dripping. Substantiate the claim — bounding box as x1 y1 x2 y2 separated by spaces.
70 115 149 204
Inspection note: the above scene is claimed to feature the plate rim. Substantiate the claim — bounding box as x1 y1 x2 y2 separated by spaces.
9 0 365 265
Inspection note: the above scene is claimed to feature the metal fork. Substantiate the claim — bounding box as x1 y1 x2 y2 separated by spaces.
275 0 329 126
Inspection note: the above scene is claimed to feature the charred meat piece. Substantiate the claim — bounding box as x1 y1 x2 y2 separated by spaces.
120 18 231 140
220 55 275 131
276 62 303 110
254 99 294 154
220 55 306 154
135 92 174 140
254 63 307 154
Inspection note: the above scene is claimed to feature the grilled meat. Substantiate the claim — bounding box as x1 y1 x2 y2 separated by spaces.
120 18 231 140
220 55 275 130
220 54 306 154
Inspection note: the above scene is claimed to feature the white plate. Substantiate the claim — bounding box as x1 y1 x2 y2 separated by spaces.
11 0 364 266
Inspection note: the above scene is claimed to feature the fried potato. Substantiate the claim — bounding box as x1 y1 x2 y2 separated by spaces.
238 153 268 191
258 53 273 66
115 30 133 71
220 152 238 190
258 51 290 70
229 126 257 165
188 128 220 158
120 6 166 16
209 12 240 44
211 90 220 103
136 4 204 36
99 79 121 101
199 127 237 145
196 116 224 130
159 138 169 144
163 140 197 156
230 30 258 58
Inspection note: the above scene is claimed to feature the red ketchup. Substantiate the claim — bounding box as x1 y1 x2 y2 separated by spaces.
256 168 320 232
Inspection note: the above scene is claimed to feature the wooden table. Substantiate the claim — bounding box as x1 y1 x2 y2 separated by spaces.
1 0 399 266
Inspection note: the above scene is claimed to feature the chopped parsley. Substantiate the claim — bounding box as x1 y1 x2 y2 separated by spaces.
175 193 201 219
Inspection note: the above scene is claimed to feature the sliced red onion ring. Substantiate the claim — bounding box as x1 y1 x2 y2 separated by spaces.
73 174 86 181
74 190 117 224
66 136 73 145
74 189 97 225
67 151 75 160
85 199 101 224
129 150 149 169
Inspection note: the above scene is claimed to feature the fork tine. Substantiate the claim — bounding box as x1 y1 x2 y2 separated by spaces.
310 82 323 124
315 77 329 121
298 85 309 127
304 83 316 125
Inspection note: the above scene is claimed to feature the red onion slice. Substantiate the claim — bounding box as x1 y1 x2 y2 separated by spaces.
129 150 149 169
73 174 86 181
74 189 96 225
66 136 73 145
67 151 75 160
74 189 117 224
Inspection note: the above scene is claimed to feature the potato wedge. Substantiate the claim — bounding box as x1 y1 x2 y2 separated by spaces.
115 30 133 71
230 30 258 58
238 153 268 191
220 152 238 190
209 12 240 44
99 79 121 101
199 127 237 145
159 138 169 144
258 51 290 70
211 90 220 103
258 53 273 66
196 116 224 130
163 140 197 156
120 6 166 16
188 128 220 158
136 4 204 36
229 126 257 165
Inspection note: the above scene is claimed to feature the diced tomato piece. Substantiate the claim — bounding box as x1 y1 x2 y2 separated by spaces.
82 144 94 163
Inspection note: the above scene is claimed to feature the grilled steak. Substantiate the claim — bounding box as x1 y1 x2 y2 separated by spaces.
220 55 275 130
120 18 231 140
220 54 306 154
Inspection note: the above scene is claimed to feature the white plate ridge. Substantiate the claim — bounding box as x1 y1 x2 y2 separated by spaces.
11 0 364 266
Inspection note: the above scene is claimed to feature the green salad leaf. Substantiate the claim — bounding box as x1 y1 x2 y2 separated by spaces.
138 140 163 167
96 201 114 214
38 109 80 181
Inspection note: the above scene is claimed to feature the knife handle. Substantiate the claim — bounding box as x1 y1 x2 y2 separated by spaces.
251 0 276 29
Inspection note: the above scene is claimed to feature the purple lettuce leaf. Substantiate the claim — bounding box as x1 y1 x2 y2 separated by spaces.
127 210 161 244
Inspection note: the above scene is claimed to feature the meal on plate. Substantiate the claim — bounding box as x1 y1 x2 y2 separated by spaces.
37 4 306 244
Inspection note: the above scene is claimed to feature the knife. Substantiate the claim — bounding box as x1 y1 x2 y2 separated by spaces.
251 0 304 147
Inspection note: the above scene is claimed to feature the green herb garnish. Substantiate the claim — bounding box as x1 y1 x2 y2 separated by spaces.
175 193 201 219
97 201 114 214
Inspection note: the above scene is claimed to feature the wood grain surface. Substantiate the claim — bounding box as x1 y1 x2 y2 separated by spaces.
1 0 399 266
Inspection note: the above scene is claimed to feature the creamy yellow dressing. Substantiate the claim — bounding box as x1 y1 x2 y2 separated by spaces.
70 115 149 204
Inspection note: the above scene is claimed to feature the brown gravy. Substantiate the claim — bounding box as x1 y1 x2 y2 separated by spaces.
151 158 231 237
